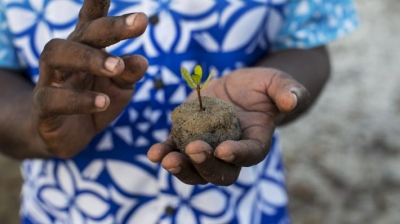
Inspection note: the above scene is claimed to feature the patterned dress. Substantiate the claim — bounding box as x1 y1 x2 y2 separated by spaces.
0 0 358 223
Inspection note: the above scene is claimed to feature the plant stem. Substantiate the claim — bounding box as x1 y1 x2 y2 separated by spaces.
196 86 204 111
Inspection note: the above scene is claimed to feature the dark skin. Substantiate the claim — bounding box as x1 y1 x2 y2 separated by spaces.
147 48 330 185
0 0 149 159
0 0 330 186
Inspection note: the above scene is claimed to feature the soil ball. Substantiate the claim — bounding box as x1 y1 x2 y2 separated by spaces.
171 96 241 153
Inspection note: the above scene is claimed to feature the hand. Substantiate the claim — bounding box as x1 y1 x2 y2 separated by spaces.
32 0 148 158
148 68 309 185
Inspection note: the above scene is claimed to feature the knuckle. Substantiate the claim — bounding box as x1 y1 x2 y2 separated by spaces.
71 22 89 42
78 19 120 48
33 87 51 113
40 38 62 62
105 16 117 27
79 47 94 64
33 87 58 120
43 38 63 54
69 91 81 115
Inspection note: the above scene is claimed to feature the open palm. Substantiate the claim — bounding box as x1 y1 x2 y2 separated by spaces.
148 67 309 185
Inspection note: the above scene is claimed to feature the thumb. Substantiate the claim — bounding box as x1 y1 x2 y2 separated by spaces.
266 69 310 114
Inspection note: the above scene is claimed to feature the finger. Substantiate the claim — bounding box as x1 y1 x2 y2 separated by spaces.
214 139 272 167
214 125 272 167
147 137 176 163
148 138 207 185
185 141 241 186
111 55 148 89
266 69 310 114
161 151 207 185
76 0 110 27
39 39 124 83
33 86 110 119
71 13 148 48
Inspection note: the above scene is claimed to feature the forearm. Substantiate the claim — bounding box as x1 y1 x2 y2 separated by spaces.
255 46 331 124
0 68 49 159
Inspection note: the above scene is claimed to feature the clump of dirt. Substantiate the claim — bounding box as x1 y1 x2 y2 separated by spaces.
171 96 241 153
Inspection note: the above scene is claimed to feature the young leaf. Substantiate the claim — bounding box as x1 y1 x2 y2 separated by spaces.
194 65 203 77
191 74 201 86
201 69 215 90
181 67 197 89
192 65 202 86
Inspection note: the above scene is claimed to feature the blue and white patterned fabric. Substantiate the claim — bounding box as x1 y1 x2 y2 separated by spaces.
0 0 358 223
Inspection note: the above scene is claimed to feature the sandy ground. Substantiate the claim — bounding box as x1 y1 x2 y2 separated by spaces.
0 1 399 223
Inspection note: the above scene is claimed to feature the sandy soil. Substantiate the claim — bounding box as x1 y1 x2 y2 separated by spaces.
0 1 399 223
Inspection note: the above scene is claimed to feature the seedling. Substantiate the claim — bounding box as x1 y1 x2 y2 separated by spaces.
172 66 240 153
181 65 215 111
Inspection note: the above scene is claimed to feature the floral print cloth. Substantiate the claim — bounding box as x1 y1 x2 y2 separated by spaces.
0 0 358 223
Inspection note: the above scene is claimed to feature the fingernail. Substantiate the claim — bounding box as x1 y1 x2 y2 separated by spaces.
291 92 298 110
95 95 107 109
188 152 206 164
167 166 181 174
126 14 137 27
219 153 235 162
105 57 120 73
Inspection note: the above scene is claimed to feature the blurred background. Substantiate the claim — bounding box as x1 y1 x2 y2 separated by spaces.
1 1 399 223
282 1 400 223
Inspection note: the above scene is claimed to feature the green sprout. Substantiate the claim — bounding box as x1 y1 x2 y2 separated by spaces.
181 65 215 111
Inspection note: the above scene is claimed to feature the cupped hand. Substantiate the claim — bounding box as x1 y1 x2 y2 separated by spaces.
148 68 309 185
32 0 148 158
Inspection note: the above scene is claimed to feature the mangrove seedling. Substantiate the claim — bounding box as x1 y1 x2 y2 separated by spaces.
181 65 215 111
171 65 241 153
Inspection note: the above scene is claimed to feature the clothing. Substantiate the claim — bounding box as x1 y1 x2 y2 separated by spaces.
0 0 358 223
